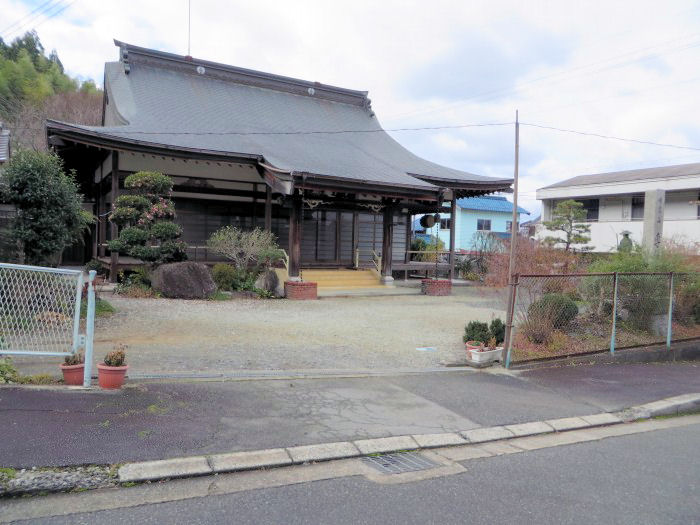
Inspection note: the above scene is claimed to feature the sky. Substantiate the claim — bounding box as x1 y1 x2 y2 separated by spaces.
3 0 700 216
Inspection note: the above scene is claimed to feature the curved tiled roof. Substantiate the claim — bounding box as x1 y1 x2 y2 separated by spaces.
48 41 512 194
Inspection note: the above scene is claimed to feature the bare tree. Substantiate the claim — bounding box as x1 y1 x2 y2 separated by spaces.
10 91 103 151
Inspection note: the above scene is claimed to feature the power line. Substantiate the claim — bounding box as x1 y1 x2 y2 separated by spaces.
386 30 700 123
519 122 700 152
98 121 514 136
95 121 700 154
0 0 58 38
2 0 77 41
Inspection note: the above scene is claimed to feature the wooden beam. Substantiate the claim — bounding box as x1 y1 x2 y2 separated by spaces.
449 198 457 280
381 206 394 282
264 185 272 232
109 151 119 283
288 194 302 279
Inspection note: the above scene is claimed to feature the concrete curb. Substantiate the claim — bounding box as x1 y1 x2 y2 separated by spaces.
114 393 700 484
616 393 700 421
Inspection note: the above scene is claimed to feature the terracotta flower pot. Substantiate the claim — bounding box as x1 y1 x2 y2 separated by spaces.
60 363 85 386
465 341 484 352
97 363 128 389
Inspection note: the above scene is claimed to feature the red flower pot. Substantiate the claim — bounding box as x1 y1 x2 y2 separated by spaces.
97 364 128 389
465 341 484 352
60 363 85 386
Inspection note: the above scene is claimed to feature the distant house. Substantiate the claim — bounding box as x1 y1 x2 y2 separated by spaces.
0 122 9 169
414 195 530 251
536 162 700 252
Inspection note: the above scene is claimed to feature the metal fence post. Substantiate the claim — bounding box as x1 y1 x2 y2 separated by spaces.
610 272 619 354
83 270 96 388
504 274 519 368
666 272 674 350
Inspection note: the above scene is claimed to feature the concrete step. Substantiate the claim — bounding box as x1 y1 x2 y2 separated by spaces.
301 269 381 289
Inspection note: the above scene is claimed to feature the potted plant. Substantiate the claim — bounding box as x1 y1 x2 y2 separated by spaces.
60 352 84 385
97 344 128 389
469 336 503 364
463 319 505 364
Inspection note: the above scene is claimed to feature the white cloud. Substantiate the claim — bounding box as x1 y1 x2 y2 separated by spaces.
2 0 700 217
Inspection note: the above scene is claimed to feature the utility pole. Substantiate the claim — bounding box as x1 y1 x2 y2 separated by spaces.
503 110 519 364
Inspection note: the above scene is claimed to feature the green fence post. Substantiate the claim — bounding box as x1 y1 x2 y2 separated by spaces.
504 274 519 369
610 272 619 354
666 272 674 350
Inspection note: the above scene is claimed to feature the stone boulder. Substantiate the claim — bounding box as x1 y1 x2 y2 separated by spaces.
254 268 284 297
151 261 216 299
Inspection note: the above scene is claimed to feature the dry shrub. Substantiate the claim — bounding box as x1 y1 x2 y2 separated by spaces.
518 312 556 345
484 237 584 287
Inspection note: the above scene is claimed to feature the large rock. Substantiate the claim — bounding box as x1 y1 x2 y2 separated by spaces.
151 262 216 299
254 269 284 297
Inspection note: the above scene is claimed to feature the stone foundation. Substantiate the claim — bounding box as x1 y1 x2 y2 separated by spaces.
421 279 452 296
285 281 318 300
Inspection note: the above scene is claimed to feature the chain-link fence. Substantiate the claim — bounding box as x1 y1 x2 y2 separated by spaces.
0 263 97 386
505 272 700 366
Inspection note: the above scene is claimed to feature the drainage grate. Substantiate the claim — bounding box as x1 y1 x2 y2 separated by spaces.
362 451 439 475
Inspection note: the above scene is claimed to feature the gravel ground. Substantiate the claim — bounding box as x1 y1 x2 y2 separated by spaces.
12 287 507 376
0 466 114 496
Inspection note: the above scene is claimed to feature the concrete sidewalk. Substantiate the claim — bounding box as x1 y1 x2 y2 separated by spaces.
1 361 698 469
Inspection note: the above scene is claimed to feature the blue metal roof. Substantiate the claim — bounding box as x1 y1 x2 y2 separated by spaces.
456 195 530 215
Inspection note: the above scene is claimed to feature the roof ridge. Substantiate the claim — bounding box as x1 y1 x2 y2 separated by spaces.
113 40 372 109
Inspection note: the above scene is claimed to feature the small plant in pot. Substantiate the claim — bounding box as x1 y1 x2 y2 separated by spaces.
97 344 128 389
463 321 489 351
60 352 84 385
463 319 505 363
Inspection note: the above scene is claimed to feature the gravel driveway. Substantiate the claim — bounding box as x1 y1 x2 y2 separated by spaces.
12 287 507 377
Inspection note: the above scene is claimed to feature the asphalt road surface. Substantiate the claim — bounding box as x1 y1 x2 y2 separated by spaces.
11 421 700 525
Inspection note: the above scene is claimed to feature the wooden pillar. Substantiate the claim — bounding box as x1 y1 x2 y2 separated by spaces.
288 194 302 280
264 185 272 232
449 197 457 280
109 151 119 282
91 180 100 260
405 213 411 264
381 205 394 283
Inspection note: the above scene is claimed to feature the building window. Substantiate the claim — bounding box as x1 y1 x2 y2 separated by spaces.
477 219 491 231
575 199 599 221
505 220 518 232
440 218 451 230
631 195 644 220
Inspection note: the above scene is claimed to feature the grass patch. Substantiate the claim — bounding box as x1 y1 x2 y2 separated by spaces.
16 374 56 385
653 411 700 420
146 403 169 415
121 481 138 488
99 419 111 428
137 429 153 439
208 290 232 301
0 467 16 479
81 298 116 319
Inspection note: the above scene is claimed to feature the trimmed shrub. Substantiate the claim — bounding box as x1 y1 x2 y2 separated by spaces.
463 321 490 344
150 221 183 240
528 293 579 329
212 263 237 291
489 318 506 345
115 195 150 210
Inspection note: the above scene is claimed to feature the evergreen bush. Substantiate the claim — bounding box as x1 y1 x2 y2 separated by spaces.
108 171 186 264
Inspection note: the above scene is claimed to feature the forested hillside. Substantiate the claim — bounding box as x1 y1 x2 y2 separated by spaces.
0 30 102 150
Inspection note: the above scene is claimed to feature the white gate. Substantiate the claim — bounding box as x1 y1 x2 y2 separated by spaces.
0 263 96 386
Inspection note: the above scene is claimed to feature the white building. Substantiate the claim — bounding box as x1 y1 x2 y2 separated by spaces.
536 162 700 252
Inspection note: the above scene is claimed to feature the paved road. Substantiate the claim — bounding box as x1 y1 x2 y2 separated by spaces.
1 361 698 468
13 421 700 524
